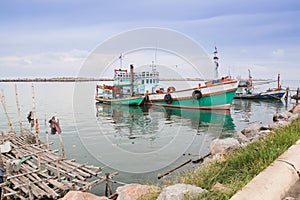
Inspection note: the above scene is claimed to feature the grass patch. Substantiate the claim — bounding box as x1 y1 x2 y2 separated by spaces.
138 117 300 199
178 117 300 199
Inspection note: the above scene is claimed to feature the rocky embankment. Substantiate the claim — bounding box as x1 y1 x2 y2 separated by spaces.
62 105 300 200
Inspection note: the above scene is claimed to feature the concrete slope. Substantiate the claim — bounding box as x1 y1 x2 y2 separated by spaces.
231 140 300 200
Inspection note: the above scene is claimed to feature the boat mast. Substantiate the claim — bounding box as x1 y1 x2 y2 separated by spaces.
213 46 219 79
248 69 252 87
130 64 134 96
277 73 281 89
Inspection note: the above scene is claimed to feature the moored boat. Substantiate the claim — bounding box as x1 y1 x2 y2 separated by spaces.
234 72 286 100
96 48 239 109
147 77 239 110
96 63 159 106
146 47 239 110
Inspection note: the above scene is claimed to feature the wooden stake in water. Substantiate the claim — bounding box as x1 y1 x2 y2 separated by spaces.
14 84 23 135
0 90 14 133
297 88 299 105
30 83 36 132
58 132 65 159
46 131 50 150
54 114 65 158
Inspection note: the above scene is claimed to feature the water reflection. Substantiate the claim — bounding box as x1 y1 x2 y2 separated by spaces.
231 99 287 131
96 103 236 146
156 107 235 136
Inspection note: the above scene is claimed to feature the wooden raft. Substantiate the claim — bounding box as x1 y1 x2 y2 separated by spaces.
0 132 117 200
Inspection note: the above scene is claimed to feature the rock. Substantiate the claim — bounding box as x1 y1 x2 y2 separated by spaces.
273 113 279 122
289 113 299 122
116 184 160 200
284 197 296 200
277 120 291 127
157 183 206 200
210 138 239 155
211 182 231 194
260 125 270 131
289 105 300 114
278 111 293 120
251 130 274 142
62 191 107 200
241 124 261 138
235 132 250 144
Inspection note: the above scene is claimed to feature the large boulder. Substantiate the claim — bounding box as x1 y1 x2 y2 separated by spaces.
157 183 206 200
234 132 250 144
241 124 261 138
210 138 239 155
62 191 108 200
116 184 160 200
251 130 273 142
241 124 260 139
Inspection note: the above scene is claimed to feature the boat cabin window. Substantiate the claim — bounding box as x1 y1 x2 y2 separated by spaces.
146 79 149 84
150 79 152 84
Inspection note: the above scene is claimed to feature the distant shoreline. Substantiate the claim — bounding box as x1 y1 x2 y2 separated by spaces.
0 77 273 82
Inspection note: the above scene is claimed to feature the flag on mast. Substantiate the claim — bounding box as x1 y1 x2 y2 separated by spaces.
214 46 218 54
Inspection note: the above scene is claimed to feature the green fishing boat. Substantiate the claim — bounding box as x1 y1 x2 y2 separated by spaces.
96 64 149 106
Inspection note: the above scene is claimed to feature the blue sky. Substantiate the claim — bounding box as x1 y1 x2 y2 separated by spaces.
0 0 299 79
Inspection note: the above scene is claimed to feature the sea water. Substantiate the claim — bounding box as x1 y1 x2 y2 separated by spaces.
0 80 299 195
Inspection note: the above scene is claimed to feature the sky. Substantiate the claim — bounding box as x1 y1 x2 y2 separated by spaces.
0 0 299 80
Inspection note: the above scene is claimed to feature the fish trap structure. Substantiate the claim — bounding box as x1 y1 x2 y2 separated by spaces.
0 84 121 199
0 131 118 200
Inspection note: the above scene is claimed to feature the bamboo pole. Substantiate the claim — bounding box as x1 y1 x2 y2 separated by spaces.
297 87 299 105
26 182 34 200
1 132 4 144
158 159 192 179
46 131 50 149
105 173 112 197
14 84 23 135
0 155 3 200
58 133 65 159
0 90 14 133
31 84 36 123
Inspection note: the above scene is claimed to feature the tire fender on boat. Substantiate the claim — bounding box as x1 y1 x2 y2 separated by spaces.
192 90 202 100
164 94 173 104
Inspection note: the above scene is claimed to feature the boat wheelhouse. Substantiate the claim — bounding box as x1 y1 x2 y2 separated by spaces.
96 65 159 105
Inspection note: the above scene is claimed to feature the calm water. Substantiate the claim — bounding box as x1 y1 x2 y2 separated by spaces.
0 81 299 195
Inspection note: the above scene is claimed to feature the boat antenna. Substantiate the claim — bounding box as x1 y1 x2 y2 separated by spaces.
119 53 123 69
154 47 157 72
152 47 157 72
213 46 219 79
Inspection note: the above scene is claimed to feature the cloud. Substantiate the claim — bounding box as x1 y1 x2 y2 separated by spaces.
0 0 299 79
272 49 285 57
0 49 89 77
